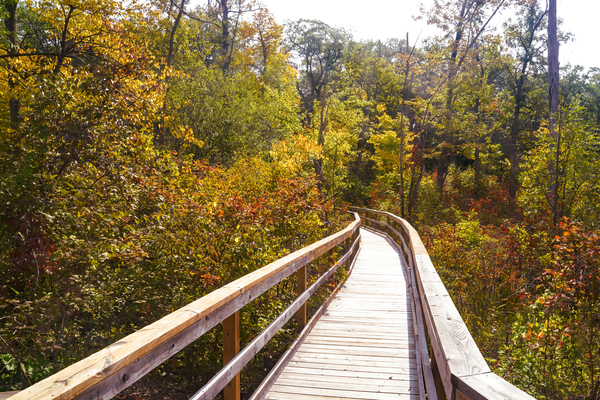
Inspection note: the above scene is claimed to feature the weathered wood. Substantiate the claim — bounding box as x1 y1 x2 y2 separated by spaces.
304 338 413 350
351 207 534 400
282 365 418 381
268 385 419 400
265 392 406 400
456 388 470 400
382 230 437 400
191 236 361 400
14 215 360 400
296 344 415 358
285 361 415 376
453 372 536 400
307 328 411 341
277 371 414 387
274 376 417 393
223 311 240 400
296 265 307 332
249 233 362 400
306 334 414 346
262 229 420 400
0 392 20 400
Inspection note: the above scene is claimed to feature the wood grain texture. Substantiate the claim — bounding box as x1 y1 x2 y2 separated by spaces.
452 372 537 400
248 233 362 400
262 229 421 400
190 236 362 400
0 392 20 400
297 265 307 332
13 216 360 400
223 311 240 400
351 207 534 400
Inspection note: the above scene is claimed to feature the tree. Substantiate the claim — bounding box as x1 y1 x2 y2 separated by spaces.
547 0 559 226
503 0 547 199
423 0 508 192
2 0 19 127
285 19 349 192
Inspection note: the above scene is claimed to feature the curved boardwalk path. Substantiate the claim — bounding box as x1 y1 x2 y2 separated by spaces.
264 229 419 400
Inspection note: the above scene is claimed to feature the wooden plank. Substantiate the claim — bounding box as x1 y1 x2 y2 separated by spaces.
305 334 414 346
223 311 240 400
355 209 534 400
404 244 439 400
190 239 360 400
324 306 411 314
324 308 411 316
322 312 412 320
282 365 418 382
452 372 537 400
276 374 413 391
248 234 362 400
14 218 360 400
0 392 21 400
291 353 415 369
307 329 412 341
330 297 410 304
296 344 415 358
269 384 418 400
261 228 421 400
314 319 413 330
297 265 307 332
307 322 412 334
264 392 377 400
274 376 417 393
285 361 416 376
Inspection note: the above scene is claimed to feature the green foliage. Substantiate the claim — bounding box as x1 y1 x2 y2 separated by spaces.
519 108 600 227
2 0 600 397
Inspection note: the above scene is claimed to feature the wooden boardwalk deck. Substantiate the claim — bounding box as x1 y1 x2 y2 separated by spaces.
264 228 419 400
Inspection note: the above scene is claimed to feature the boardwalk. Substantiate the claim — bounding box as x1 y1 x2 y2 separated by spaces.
264 229 419 400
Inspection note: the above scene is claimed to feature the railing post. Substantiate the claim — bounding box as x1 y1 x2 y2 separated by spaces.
344 237 352 270
296 266 307 332
429 349 446 400
223 311 240 400
328 250 335 286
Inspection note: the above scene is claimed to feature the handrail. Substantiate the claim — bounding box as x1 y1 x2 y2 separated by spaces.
10 213 361 400
350 207 536 400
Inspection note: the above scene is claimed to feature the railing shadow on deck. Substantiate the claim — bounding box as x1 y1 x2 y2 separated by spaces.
350 207 536 400
6 214 361 400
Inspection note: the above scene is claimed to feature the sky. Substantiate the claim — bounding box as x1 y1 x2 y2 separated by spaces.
255 0 599 71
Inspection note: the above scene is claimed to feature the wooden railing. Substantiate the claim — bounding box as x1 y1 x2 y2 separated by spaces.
9 214 361 400
350 207 536 400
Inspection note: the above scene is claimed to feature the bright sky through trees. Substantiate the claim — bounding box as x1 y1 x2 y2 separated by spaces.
252 0 599 70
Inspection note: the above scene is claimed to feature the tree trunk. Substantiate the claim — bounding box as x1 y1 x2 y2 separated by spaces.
509 3 546 199
158 0 186 146
509 74 525 199
166 0 186 69
436 0 468 194
547 0 560 226
313 93 328 194
53 5 74 75
5 0 19 129
220 0 231 72
397 34 411 219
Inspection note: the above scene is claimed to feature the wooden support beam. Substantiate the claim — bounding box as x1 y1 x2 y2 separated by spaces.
344 237 351 270
328 250 335 287
223 311 240 400
296 266 307 333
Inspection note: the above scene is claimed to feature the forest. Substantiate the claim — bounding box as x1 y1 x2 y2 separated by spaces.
1 0 599 399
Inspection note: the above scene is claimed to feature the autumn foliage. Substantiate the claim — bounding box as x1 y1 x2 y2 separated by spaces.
2 0 600 398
